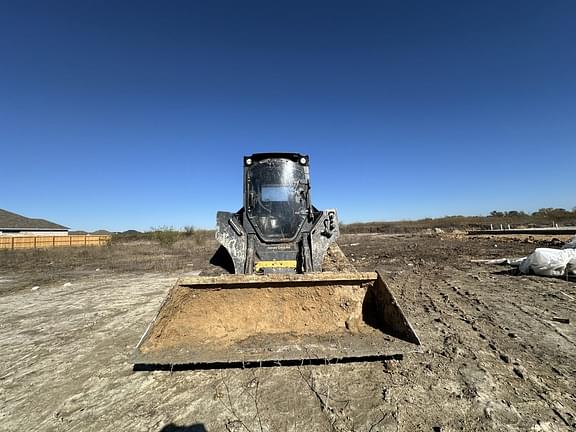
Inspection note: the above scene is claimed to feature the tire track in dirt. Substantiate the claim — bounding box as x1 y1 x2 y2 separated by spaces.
431 270 576 429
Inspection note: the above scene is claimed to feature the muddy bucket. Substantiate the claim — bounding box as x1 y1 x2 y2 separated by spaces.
134 271 420 368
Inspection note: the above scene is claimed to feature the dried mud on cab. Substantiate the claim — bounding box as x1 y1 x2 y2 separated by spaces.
134 271 420 368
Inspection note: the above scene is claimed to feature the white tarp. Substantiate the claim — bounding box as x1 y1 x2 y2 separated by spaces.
473 236 576 277
518 248 576 277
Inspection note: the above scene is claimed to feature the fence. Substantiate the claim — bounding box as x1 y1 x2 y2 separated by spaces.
0 235 111 250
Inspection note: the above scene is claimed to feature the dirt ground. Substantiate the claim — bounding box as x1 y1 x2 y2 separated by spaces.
1 233 575 432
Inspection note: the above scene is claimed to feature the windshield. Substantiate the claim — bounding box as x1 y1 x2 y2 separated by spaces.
261 185 292 202
246 158 309 241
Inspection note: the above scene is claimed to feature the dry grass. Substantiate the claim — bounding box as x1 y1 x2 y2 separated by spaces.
0 234 217 295
342 211 576 234
114 227 214 246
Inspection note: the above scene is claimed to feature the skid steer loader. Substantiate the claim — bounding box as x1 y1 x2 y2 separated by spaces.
134 153 420 367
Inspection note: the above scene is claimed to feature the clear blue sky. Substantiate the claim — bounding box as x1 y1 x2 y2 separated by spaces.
1 1 574 232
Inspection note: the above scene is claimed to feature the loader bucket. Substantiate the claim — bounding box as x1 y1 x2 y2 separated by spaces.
134 271 420 368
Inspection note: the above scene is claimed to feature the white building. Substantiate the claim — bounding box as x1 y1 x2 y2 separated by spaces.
0 209 69 236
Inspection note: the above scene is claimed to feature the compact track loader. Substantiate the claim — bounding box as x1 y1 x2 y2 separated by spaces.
134 153 420 367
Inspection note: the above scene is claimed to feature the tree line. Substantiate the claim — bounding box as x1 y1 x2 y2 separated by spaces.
489 208 576 218
341 207 576 234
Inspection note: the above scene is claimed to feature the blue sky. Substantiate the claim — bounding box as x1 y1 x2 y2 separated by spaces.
1 1 574 231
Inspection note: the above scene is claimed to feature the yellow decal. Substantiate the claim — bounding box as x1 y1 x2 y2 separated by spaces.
254 260 297 272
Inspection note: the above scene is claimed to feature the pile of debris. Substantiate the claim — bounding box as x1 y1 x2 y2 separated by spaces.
474 235 576 278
